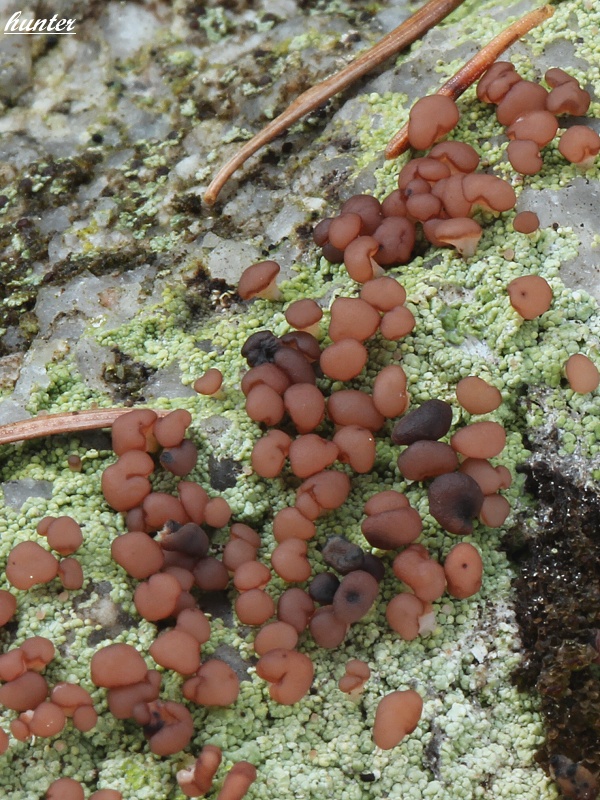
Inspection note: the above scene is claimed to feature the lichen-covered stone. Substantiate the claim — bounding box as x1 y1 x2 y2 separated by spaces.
0 0 598 798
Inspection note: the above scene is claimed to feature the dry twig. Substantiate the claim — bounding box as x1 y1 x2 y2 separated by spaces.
385 4 555 158
0 408 169 446
203 0 465 205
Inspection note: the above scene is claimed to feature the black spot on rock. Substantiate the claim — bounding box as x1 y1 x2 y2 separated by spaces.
208 454 242 490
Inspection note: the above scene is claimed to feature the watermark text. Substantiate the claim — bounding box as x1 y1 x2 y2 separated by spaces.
4 10 76 35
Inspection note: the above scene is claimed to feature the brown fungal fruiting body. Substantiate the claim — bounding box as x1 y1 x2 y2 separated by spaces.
310 605 348 649
386 593 428 641
564 354 600 394
272 538 311 583
111 409 159 455
0 591 17 629
428 472 485 535
177 744 222 797
372 365 409 418
339 659 371 696
320 339 368 381
235 588 275 626
251 430 292 478
136 700 194 756
102 450 155 511
193 368 223 396
393 545 446 602
256 649 314 704
397 440 459 481
15 701 66 739
558 125 600 168
134 572 182 621
91 644 147 688
149 630 201 675
455 376 502 414
408 95 460 150
459 458 511 495
451 421 506 459
361 505 423 549
289 434 338 478
46 778 86 800
106 671 162 720
373 690 423 749
444 543 484 598
507 139 543 175
254 621 299 656
479 493 511 528
513 211 540 234
6 542 59 590
217 762 257 800
334 426 376 473
392 399 453 445
183 660 240 707
51 682 97 731
434 217 482 257
0 671 48 711
333 571 379 623
111 532 165 579
38 515 83 555
237 260 281 301
507 275 553 319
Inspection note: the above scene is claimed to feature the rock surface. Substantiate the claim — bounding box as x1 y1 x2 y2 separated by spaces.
0 1 598 798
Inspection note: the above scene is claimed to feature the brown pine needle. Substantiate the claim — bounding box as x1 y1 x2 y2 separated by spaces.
385 4 555 159
0 408 169 446
203 0 465 205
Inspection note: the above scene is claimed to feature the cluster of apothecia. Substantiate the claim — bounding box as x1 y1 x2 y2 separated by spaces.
0 59 599 800
315 63 600 266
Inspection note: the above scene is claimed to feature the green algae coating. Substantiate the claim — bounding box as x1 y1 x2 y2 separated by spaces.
1 1 599 799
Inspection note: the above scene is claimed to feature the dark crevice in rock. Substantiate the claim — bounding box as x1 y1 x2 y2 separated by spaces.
504 460 600 778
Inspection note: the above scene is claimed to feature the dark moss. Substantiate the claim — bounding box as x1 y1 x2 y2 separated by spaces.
506 461 600 779
171 192 205 216
102 348 157 403
13 218 48 262
43 245 153 285
184 267 237 314
16 152 101 213
0 218 48 354
297 0 382 26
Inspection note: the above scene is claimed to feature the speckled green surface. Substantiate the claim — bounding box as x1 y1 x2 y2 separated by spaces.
0 0 599 798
